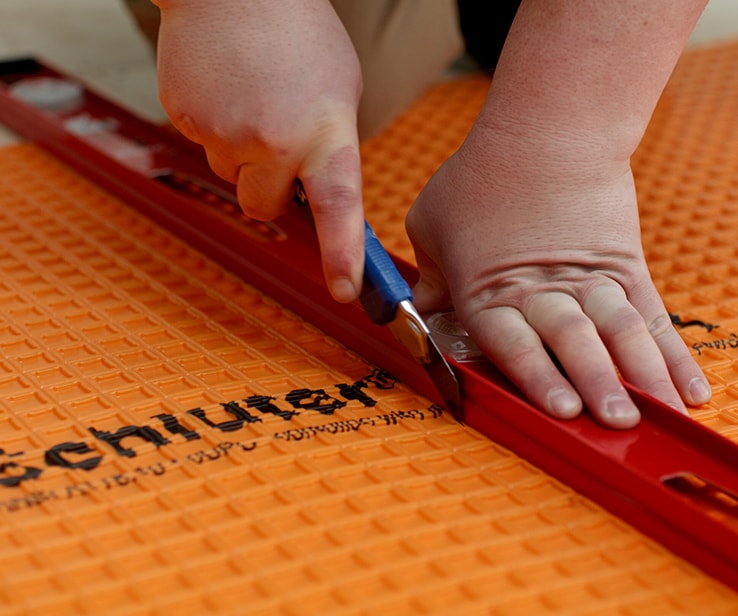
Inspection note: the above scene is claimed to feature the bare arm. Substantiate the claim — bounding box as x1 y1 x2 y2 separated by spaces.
480 0 706 169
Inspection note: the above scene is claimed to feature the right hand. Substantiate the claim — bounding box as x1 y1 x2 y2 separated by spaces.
153 0 366 302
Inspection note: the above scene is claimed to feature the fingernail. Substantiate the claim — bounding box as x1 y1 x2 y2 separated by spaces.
602 393 639 421
329 277 357 303
547 387 581 418
688 377 712 404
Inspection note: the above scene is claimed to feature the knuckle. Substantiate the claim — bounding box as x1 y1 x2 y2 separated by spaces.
544 311 596 347
167 111 202 142
310 184 361 216
554 310 593 333
647 375 678 394
647 312 676 341
496 334 545 373
587 298 644 341
605 306 645 339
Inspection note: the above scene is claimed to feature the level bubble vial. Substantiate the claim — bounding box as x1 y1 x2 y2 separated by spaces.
10 77 83 113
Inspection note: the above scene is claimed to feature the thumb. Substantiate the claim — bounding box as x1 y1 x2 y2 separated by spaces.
409 237 453 314
406 202 453 313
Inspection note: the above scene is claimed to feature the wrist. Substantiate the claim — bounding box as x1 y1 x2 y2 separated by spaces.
467 110 634 192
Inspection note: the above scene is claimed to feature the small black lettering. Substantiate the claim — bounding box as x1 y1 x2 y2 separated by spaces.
284 389 346 416
110 473 132 487
692 332 738 355
45 441 103 471
65 483 91 498
152 413 200 441
135 463 167 477
334 382 377 408
245 395 298 420
187 401 261 432
363 369 401 390
670 313 720 333
90 425 170 458
0 461 42 487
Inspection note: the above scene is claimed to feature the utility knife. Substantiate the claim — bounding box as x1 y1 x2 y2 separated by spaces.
361 221 461 416
294 180 461 415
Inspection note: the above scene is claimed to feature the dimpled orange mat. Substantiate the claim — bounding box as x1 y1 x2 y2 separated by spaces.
0 46 737 616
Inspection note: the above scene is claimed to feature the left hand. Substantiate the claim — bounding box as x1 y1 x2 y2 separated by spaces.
406 124 711 429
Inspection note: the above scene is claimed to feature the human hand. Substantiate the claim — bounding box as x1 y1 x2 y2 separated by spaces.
406 125 711 429
153 0 365 301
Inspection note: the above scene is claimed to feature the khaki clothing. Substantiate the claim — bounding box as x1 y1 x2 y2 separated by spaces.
329 0 463 137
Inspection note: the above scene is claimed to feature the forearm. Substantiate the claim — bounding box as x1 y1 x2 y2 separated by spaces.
478 0 707 168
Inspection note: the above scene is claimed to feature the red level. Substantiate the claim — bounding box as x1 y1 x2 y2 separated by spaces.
1 58 736 591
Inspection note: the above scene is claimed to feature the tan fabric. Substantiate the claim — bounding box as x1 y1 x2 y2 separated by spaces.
123 0 160 46
122 0 463 138
330 0 463 137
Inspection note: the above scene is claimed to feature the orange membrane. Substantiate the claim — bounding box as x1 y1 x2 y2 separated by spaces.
0 42 737 614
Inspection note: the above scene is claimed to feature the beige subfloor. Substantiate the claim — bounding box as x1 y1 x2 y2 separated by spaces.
0 0 737 144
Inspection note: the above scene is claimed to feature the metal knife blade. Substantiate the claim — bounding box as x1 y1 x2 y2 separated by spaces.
361 221 461 416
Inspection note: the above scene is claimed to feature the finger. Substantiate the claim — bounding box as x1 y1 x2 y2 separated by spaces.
299 130 364 303
525 292 641 429
203 148 240 184
204 146 298 221
623 288 712 407
235 161 297 221
168 107 294 216
464 306 583 419
582 284 689 413
649 314 712 406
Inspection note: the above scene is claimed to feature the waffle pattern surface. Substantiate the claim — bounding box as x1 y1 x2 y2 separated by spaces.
0 42 737 615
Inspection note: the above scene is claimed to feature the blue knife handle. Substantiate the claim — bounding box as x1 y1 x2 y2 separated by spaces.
361 220 413 325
